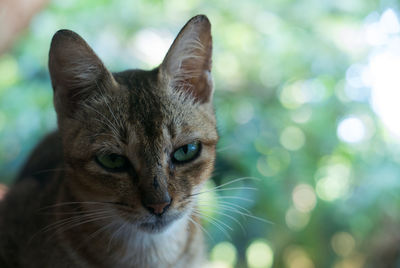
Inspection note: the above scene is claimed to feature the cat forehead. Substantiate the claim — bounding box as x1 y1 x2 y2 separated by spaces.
110 69 205 139
114 69 197 115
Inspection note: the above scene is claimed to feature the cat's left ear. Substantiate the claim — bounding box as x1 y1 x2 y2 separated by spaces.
160 15 213 103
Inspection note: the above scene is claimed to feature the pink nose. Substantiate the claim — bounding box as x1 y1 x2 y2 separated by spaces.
145 201 171 216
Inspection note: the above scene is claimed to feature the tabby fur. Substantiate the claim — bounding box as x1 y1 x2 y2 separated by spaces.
0 15 218 268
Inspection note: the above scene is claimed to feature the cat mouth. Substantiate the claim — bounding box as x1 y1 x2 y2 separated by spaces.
107 201 182 233
139 216 176 233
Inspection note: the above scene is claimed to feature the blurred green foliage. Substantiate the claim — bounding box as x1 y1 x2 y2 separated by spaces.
1 0 400 267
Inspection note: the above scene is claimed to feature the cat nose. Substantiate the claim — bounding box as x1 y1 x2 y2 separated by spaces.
144 198 172 216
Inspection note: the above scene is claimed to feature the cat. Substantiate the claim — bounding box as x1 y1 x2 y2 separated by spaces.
0 14 218 268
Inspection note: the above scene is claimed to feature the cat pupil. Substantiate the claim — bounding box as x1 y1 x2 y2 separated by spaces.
110 154 118 162
183 145 189 154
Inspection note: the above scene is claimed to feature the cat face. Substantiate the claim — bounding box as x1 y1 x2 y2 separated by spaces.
48 15 217 232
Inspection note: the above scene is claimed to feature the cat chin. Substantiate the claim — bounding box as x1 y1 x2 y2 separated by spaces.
138 219 173 233
138 211 187 234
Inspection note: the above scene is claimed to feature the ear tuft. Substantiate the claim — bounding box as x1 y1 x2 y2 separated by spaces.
160 15 213 103
49 29 113 116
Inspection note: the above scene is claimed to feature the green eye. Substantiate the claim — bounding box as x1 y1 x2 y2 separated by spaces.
172 141 201 163
95 154 128 171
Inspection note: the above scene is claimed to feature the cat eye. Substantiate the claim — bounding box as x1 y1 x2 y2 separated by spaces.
172 141 201 163
95 154 129 171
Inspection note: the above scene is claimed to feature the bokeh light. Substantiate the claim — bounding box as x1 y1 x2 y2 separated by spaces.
315 158 352 202
210 241 237 267
316 176 350 201
290 106 312 124
331 232 356 257
333 254 365 268
369 48 400 138
280 126 306 151
280 81 307 109
234 102 254 124
292 184 317 213
337 116 366 143
283 246 315 268
0 55 19 89
204 261 232 268
256 147 291 177
246 240 274 268
130 29 173 67
285 207 310 231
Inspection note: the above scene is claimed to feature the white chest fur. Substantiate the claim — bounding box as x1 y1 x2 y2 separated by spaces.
111 216 190 268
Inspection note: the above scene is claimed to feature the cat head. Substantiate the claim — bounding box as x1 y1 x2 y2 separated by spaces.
48 15 218 232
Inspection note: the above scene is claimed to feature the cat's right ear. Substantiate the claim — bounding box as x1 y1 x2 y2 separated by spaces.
48 30 115 117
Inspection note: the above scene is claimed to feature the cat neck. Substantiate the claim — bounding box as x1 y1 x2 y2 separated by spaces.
112 216 191 267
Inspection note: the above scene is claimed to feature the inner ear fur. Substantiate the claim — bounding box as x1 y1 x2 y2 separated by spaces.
160 15 213 103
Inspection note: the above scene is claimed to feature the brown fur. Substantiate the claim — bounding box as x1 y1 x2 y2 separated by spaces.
0 15 218 268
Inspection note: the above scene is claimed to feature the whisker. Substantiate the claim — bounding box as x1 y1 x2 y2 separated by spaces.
211 177 260 191
108 220 128 252
191 177 260 197
48 214 114 238
77 220 116 250
39 211 111 234
199 202 252 222
188 216 213 242
192 210 232 239
191 186 257 197
212 195 253 203
37 210 110 234
38 201 109 211
215 201 253 215
197 202 247 221
38 208 111 216
198 205 273 224
198 208 246 235
193 211 232 240
216 144 235 153
29 211 112 244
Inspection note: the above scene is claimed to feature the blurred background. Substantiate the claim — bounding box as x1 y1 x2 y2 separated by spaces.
1 0 400 267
